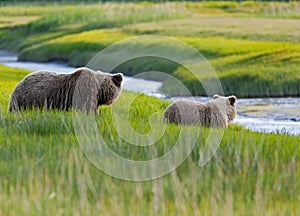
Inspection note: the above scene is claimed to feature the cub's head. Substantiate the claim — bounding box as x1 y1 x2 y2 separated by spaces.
95 71 123 106
213 94 237 122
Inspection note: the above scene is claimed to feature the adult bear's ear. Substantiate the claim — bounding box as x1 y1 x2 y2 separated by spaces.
112 73 123 87
229 95 237 106
213 94 220 99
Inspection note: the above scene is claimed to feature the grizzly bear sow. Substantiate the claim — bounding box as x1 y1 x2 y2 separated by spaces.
8 67 123 112
164 94 237 128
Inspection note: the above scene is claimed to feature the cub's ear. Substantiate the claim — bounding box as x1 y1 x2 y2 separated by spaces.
213 94 220 99
229 95 237 106
112 73 123 87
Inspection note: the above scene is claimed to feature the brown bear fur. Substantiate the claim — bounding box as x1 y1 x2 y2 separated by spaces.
164 94 237 128
8 67 123 112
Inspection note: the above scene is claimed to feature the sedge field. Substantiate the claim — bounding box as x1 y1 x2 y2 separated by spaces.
0 1 300 97
0 1 300 215
0 64 300 215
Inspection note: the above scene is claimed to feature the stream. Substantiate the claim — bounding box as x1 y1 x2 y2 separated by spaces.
1 50 299 136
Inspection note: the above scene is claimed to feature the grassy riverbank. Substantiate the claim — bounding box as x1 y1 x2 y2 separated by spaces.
1 65 300 215
0 2 300 97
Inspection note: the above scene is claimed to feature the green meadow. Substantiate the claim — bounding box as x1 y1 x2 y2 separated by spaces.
0 1 300 97
0 64 300 215
0 1 300 215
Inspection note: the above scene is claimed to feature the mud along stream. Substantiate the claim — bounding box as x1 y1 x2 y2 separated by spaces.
1 51 299 136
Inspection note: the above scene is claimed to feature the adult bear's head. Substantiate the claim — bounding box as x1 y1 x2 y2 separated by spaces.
213 94 237 122
70 67 123 111
94 70 123 106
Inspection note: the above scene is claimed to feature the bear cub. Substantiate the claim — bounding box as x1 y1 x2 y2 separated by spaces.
8 67 123 112
164 94 237 128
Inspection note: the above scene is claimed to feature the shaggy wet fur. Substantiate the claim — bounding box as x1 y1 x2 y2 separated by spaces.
164 95 237 128
8 67 123 112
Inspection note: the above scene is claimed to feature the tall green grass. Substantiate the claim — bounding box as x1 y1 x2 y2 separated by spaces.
0 65 300 215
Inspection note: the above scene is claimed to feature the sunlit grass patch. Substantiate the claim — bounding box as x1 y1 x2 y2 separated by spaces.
0 65 30 111
0 2 187 51
18 29 130 65
0 16 39 28
197 1 300 19
123 16 300 43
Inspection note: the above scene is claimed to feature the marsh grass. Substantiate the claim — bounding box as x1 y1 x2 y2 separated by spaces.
1 2 300 97
124 16 300 43
1 3 300 98
0 2 186 50
0 2 300 214
14 30 300 97
0 65 300 215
